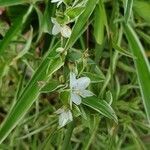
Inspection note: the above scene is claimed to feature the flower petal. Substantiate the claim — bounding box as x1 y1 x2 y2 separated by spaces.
51 18 57 24
70 72 77 89
52 24 61 35
68 110 73 122
76 77 91 90
59 109 72 127
57 0 63 6
59 113 67 127
51 0 61 3
61 25 72 38
71 92 81 105
80 90 94 98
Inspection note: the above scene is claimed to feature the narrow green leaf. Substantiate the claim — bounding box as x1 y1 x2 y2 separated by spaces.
34 0 54 42
136 29 150 45
17 120 57 140
65 6 84 19
112 41 134 58
117 61 135 73
94 0 106 44
0 5 33 55
13 27 33 61
0 0 41 6
124 0 133 23
34 5 44 42
0 0 28 6
41 80 63 93
82 96 118 123
64 0 98 50
42 0 54 33
0 45 64 143
0 59 9 86
124 24 150 122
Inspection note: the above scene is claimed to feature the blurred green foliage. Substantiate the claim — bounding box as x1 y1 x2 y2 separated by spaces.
0 0 150 149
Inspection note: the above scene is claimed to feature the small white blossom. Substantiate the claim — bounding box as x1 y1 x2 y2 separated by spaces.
51 18 71 38
51 0 63 7
56 108 73 127
70 72 94 105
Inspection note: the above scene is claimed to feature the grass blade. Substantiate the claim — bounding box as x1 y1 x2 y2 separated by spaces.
0 0 29 6
124 24 150 122
0 0 41 6
124 0 133 23
94 0 107 45
0 5 33 55
13 27 33 61
65 0 98 50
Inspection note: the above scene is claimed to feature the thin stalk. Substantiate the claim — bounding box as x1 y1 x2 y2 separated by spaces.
99 26 123 97
84 117 100 150
62 121 74 150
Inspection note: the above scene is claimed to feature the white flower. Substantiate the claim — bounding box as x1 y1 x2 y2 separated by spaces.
51 18 71 38
51 0 63 7
56 108 73 127
70 72 94 105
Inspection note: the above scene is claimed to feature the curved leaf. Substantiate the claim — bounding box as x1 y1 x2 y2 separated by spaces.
82 96 118 123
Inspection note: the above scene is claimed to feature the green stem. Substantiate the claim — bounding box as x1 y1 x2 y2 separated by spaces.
62 121 74 150
84 116 100 150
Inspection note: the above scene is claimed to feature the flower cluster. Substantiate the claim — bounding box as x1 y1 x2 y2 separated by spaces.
50 0 93 128
56 72 93 127
70 72 94 105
